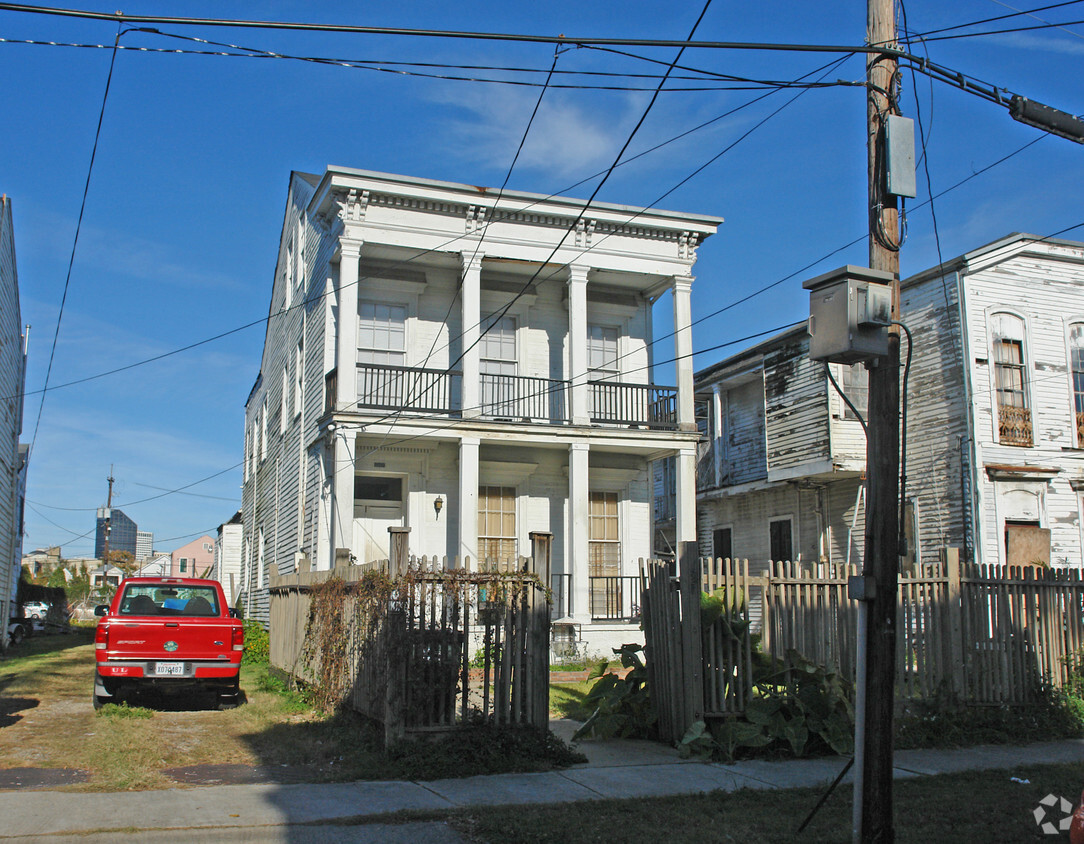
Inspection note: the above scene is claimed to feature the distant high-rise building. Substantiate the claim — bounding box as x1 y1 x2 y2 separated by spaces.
95 508 137 559
136 531 153 562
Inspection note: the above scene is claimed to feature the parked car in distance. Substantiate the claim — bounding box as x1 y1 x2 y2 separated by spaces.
93 577 243 710
22 601 49 620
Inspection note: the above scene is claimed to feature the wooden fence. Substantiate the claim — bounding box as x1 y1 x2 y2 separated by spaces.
269 530 551 745
641 544 1084 742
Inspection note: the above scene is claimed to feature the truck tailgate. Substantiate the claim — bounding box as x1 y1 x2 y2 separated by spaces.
104 618 237 662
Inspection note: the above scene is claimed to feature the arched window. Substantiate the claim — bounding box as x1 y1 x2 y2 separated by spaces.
991 313 1032 447
1070 323 1084 446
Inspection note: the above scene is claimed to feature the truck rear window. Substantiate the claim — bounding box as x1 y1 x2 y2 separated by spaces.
118 585 220 617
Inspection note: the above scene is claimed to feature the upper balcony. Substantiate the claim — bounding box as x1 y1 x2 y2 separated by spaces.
325 365 679 430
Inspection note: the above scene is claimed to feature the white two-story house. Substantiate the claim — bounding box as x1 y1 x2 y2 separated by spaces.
241 167 721 646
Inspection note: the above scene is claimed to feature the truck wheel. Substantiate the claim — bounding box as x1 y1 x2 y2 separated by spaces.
217 678 241 711
92 673 114 710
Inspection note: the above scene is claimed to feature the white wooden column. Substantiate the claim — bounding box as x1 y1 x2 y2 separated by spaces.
673 275 695 431
330 430 357 566
675 446 697 547
712 383 724 487
458 437 479 565
568 266 589 425
335 237 363 408
461 252 483 418
568 441 590 622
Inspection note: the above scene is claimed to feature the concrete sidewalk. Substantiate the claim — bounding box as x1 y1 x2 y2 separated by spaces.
1 723 1081 842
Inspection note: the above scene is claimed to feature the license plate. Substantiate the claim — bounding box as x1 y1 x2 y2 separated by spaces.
155 662 184 676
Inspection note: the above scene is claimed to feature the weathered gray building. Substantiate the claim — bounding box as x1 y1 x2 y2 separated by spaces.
0 195 28 623
902 233 1084 567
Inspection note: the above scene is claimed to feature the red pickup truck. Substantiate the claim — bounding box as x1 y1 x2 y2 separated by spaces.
93 577 243 710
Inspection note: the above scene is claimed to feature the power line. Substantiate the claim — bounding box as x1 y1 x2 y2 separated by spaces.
0 3 912 55
27 23 122 463
905 0 1084 37
0 29 862 92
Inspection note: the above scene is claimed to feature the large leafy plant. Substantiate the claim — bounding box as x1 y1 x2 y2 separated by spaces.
572 643 657 741
687 648 855 761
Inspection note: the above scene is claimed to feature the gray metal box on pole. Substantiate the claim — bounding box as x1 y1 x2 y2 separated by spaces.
804 265 894 364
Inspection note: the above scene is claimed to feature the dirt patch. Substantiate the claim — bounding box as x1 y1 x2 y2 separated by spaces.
0 767 89 789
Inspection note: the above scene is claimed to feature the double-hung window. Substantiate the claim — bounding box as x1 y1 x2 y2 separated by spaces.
480 316 517 417
357 302 407 406
478 485 516 561
1071 323 1084 446
587 324 620 419
991 313 1032 447
588 491 621 616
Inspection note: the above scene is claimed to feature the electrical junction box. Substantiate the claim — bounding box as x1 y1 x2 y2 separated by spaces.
803 265 894 364
885 114 917 199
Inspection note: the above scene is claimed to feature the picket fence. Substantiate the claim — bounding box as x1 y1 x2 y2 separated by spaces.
268 530 552 745
641 545 1084 743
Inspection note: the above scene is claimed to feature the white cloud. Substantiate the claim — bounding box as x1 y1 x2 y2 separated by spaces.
436 86 642 178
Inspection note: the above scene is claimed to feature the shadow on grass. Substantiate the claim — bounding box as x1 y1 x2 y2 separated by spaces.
111 687 249 713
0 696 39 727
239 705 585 785
1 630 95 663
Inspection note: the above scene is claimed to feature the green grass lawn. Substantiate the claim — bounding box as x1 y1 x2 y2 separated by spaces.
549 681 593 721
448 761 1084 843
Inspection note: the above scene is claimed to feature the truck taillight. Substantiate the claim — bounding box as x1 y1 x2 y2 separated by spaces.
95 623 108 651
232 626 244 652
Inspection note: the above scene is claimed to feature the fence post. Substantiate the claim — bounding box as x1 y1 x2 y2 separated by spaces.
941 547 965 697
678 541 704 736
334 547 351 569
388 527 411 577
529 532 553 586
529 532 554 728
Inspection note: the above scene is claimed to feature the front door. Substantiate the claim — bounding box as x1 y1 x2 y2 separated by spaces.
353 475 406 564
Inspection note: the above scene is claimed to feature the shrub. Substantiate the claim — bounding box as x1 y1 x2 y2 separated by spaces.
96 702 153 719
242 621 270 665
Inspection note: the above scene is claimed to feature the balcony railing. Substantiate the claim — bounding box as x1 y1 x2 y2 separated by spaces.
347 363 677 430
590 381 678 430
357 363 462 414
998 404 1033 447
1077 410 1084 447
589 575 642 621
481 373 567 423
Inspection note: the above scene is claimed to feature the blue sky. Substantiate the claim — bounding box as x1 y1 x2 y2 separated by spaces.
3 1 1082 557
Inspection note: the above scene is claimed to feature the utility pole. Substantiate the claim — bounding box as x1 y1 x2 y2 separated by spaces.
857 0 901 840
101 468 115 568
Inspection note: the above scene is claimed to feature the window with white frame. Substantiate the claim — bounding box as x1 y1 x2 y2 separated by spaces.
769 518 793 562
480 315 517 416
589 491 621 615
1070 323 1084 446
587 324 620 381
991 313 1032 447
295 336 304 418
257 527 265 587
357 302 406 365
259 401 267 461
280 363 288 434
296 221 305 289
478 485 516 561
840 362 869 420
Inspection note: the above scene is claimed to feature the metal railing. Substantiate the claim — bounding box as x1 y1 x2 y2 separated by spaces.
589 575 642 621
481 373 568 422
357 363 461 414
589 381 678 429
550 573 572 618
